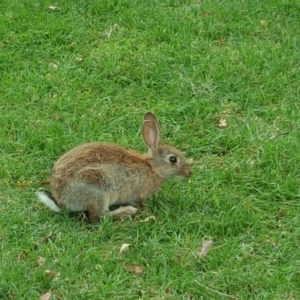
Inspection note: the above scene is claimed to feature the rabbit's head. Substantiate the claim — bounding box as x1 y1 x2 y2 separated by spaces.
143 112 192 180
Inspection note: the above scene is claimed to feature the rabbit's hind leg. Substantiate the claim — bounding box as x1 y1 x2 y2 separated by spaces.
63 182 108 222
86 204 103 222
85 192 110 222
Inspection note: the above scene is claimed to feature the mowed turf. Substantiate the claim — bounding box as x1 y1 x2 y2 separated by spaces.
1 0 300 299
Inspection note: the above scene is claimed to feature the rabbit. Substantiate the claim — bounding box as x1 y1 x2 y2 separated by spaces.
36 112 192 222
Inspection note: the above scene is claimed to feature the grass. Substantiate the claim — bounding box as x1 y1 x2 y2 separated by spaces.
1 0 300 299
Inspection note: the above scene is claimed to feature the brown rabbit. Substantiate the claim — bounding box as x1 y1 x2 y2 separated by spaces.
36 112 192 222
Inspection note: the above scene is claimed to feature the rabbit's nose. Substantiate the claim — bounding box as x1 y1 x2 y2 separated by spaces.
186 166 192 177
181 165 192 178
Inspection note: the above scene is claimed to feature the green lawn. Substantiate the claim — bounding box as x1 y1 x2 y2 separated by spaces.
1 0 300 299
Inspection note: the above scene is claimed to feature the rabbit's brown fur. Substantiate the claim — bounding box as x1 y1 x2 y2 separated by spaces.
36 112 192 222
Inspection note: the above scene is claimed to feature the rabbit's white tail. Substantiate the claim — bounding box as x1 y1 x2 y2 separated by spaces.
36 191 61 212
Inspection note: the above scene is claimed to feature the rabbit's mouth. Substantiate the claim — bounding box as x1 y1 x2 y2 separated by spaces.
176 165 192 178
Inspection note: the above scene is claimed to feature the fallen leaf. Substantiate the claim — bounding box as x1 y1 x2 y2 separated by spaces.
123 264 145 275
49 5 59 10
45 270 55 277
53 113 61 121
165 288 173 295
260 20 267 26
42 232 53 243
45 270 60 281
37 256 45 266
40 291 51 300
269 131 289 140
49 63 58 69
202 10 211 16
140 216 156 222
218 37 226 47
17 250 28 261
120 243 130 253
218 118 227 128
105 24 118 38
198 240 213 259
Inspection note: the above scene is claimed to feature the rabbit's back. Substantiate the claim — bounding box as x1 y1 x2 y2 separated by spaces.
50 142 163 206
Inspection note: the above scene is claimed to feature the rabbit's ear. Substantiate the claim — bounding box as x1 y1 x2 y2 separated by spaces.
144 112 159 125
143 119 161 151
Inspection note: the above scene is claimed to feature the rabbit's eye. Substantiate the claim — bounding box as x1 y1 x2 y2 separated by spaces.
169 156 177 163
